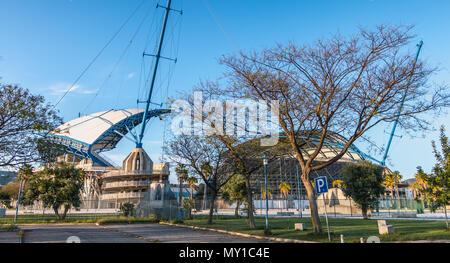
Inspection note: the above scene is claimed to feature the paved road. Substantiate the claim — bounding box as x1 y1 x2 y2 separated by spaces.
1 224 148 243
0 231 21 243
0 224 266 243
102 223 267 243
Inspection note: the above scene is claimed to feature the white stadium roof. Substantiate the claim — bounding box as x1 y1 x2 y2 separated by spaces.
48 108 170 167
51 109 143 146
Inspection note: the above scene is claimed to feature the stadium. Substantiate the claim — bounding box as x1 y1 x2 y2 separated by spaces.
48 109 388 213
48 109 176 212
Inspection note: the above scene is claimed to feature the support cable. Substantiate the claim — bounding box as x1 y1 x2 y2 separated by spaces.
51 0 147 111
82 1 155 114
381 41 423 166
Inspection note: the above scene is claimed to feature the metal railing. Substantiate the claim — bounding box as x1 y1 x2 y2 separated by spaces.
103 180 149 189
1 197 447 225
101 169 168 178
100 192 145 200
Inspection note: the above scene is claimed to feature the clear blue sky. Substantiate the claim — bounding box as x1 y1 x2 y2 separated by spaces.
1 0 449 181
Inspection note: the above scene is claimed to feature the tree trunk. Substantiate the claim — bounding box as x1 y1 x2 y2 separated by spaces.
245 176 256 229
179 179 183 209
53 206 61 220
285 196 288 212
302 176 322 233
62 205 70 220
207 188 216 224
444 201 449 230
396 184 401 210
203 184 207 210
190 186 195 210
187 208 192 219
362 206 368 219
235 200 240 218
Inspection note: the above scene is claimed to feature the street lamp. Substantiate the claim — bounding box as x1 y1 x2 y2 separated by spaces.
14 152 27 223
177 173 182 221
263 154 269 230
14 175 24 223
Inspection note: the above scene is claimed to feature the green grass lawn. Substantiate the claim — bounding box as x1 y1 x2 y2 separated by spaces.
0 224 18 231
182 215 450 243
0 213 121 224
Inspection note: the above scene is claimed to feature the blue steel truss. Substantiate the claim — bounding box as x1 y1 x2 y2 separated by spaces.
48 109 170 167
279 131 381 164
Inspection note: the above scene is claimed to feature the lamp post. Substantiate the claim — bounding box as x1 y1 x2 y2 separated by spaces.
263 155 269 230
14 153 27 224
178 173 182 221
14 176 24 223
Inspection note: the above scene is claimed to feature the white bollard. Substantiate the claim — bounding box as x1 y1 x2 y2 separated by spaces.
340 234 344 243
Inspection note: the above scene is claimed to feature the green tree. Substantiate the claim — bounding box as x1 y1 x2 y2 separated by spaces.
425 125 450 229
261 187 273 200
18 164 33 181
393 171 403 209
175 164 189 206
23 163 84 220
186 176 198 200
384 171 403 209
409 166 430 211
221 174 247 217
0 190 11 208
342 161 385 219
120 202 135 217
332 180 344 189
278 182 291 211
0 181 20 200
0 84 61 168
182 198 195 219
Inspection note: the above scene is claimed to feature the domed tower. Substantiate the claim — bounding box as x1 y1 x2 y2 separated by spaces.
100 147 173 209
123 148 153 173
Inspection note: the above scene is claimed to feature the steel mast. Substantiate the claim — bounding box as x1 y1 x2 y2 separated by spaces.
381 40 423 166
137 0 177 148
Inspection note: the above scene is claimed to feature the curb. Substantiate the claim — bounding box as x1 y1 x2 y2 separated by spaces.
159 222 317 243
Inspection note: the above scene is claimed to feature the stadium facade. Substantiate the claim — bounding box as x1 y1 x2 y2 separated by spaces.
247 132 379 200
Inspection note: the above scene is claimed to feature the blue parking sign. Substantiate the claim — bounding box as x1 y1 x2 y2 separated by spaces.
314 176 328 194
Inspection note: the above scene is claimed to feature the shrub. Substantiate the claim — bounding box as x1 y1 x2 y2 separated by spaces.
182 198 195 219
97 217 159 225
120 202 135 217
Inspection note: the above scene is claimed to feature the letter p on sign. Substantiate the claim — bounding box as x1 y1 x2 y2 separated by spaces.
314 176 328 194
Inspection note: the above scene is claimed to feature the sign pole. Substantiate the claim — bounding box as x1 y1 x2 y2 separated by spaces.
314 176 331 242
322 195 331 242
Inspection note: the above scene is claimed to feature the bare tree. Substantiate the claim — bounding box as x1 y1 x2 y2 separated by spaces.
169 90 285 229
211 25 450 233
164 134 234 224
210 134 276 229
